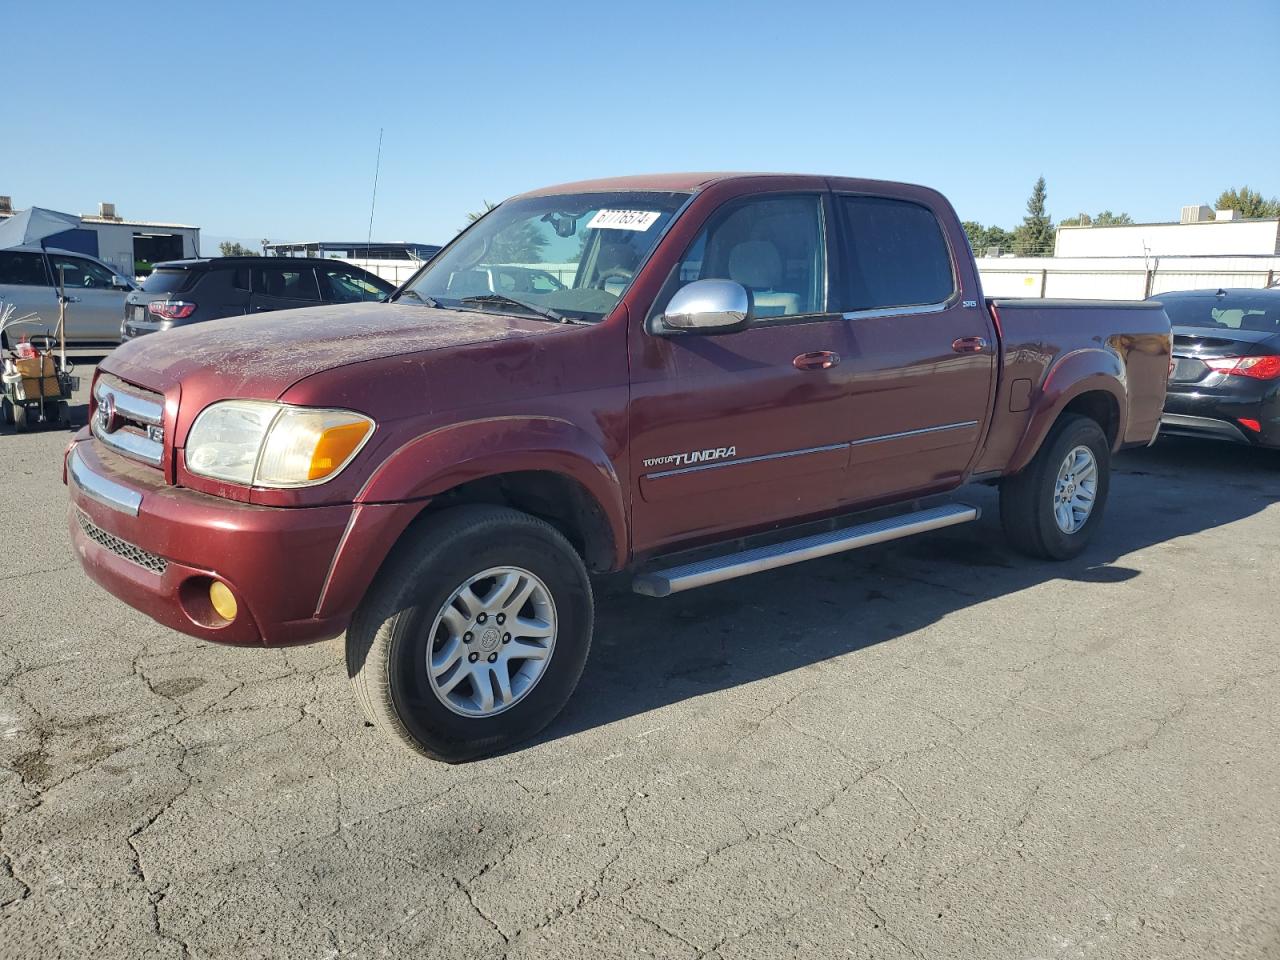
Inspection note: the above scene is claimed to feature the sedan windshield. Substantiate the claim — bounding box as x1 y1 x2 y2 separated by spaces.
1161 292 1280 333
398 191 688 322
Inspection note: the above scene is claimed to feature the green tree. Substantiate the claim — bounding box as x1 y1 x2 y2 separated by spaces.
1013 177 1055 257
1212 186 1280 219
1094 210 1133 226
464 200 497 228
1061 210 1133 227
964 222 1017 256
218 241 257 256
461 200 547 264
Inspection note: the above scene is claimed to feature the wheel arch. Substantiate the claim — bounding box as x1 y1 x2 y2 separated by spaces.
1008 349 1128 474
358 417 627 572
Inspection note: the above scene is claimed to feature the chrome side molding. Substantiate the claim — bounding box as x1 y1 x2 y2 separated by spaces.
633 503 979 596
68 447 142 516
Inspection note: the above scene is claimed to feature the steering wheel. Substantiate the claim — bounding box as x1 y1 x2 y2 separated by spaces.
594 266 633 289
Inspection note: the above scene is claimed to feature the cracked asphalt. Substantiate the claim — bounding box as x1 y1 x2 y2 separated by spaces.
1 372 1278 959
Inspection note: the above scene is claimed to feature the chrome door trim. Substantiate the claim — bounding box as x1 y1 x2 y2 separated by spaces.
848 420 979 447
645 442 849 480
644 421 980 480
841 299 954 322
68 447 142 516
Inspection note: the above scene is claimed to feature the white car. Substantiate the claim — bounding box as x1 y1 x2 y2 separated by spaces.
0 245 135 346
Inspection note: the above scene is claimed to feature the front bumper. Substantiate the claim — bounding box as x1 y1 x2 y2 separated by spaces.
65 437 421 646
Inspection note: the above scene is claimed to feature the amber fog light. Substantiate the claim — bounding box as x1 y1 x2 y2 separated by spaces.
180 576 238 628
209 581 238 622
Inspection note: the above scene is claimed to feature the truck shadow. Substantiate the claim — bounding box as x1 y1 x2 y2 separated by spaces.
531 436 1280 751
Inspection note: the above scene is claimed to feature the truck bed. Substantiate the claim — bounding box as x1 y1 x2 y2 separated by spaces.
973 298 1171 477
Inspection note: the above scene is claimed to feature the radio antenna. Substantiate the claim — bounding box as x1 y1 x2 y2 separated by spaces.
365 127 383 261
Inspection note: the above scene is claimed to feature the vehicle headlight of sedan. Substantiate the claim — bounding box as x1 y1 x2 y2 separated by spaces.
186 401 375 487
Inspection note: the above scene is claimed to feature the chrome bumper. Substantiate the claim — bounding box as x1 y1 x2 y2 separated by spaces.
67 446 142 516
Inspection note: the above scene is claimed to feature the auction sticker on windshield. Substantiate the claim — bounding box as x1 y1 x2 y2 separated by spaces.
587 209 661 231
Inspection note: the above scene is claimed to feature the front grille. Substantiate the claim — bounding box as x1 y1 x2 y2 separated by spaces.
92 373 165 467
76 510 168 575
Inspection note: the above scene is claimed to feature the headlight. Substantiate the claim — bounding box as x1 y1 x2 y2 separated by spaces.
186 401 374 487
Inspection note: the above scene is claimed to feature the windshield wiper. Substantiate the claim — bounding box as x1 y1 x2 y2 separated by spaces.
458 294 578 324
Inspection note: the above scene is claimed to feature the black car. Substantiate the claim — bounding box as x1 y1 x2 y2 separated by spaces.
1156 288 1280 449
121 257 395 341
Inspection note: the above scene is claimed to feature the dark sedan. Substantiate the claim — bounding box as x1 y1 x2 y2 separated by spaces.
121 257 394 341
1156 288 1280 449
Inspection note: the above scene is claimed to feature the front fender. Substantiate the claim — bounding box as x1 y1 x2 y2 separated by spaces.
1007 346 1128 475
357 416 628 568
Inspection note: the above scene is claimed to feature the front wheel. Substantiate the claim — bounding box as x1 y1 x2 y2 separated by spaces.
345 505 593 763
1000 414 1110 560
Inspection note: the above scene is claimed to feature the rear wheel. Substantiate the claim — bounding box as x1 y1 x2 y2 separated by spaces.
1 398 13 426
1000 414 1110 560
12 403 29 432
345 505 593 762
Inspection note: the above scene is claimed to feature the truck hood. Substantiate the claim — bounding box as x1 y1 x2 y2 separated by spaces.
102 301 563 399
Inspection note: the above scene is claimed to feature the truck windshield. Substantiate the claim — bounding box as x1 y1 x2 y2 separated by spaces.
398 191 688 322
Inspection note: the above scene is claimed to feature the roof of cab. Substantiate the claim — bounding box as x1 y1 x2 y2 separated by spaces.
515 172 809 197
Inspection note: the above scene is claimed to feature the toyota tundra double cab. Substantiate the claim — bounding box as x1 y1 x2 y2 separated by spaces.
66 174 1172 762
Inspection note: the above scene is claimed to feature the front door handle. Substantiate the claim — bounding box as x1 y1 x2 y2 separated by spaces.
793 350 840 371
951 336 988 353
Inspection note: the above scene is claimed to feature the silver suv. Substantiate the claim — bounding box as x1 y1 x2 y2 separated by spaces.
0 245 135 346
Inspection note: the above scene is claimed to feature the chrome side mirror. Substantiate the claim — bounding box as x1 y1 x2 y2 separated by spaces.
111 275 132 291
659 279 750 334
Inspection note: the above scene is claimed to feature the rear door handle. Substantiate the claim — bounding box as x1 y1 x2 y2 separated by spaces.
951 336 988 353
793 350 840 371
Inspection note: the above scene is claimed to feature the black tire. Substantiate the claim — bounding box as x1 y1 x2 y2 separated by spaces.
345 504 594 763
12 403 28 432
0 397 12 426
1000 414 1110 560
56 401 70 429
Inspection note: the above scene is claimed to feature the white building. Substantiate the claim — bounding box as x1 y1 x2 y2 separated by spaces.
265 240 442 285
1054 206 1280 258
0 197 201 277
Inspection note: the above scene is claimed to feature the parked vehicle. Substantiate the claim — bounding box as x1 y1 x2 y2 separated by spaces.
121 257 394 341
65 173 1172 762
1154 288 1280 450
0 245 135 346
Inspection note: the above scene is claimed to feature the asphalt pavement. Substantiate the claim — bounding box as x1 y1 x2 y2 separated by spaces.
1 373 1277 959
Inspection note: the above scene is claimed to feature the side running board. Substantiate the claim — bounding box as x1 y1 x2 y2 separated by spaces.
632 503 979 597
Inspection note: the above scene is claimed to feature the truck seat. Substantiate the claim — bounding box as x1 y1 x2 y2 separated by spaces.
728 240 800 317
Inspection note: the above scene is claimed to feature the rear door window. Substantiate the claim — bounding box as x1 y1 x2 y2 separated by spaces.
141 269 194 294
837 196 955 312
0 252 51 286
254 266 322 301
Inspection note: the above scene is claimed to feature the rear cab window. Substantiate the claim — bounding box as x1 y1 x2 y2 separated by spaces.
835 195 955 312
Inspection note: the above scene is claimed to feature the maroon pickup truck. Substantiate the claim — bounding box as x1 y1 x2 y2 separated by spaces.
65 174 1171 761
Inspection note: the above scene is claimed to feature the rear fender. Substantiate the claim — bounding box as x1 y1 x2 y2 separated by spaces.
357 417 628 568
1008 347 1127 474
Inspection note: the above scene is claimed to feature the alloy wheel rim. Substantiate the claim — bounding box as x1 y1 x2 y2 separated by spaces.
1053 445 1098 534
425 565 557 718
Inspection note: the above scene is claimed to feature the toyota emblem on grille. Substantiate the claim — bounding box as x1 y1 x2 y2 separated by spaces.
96 392 122 433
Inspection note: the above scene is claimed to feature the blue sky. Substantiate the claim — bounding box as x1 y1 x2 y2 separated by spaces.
5 0 1277 251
